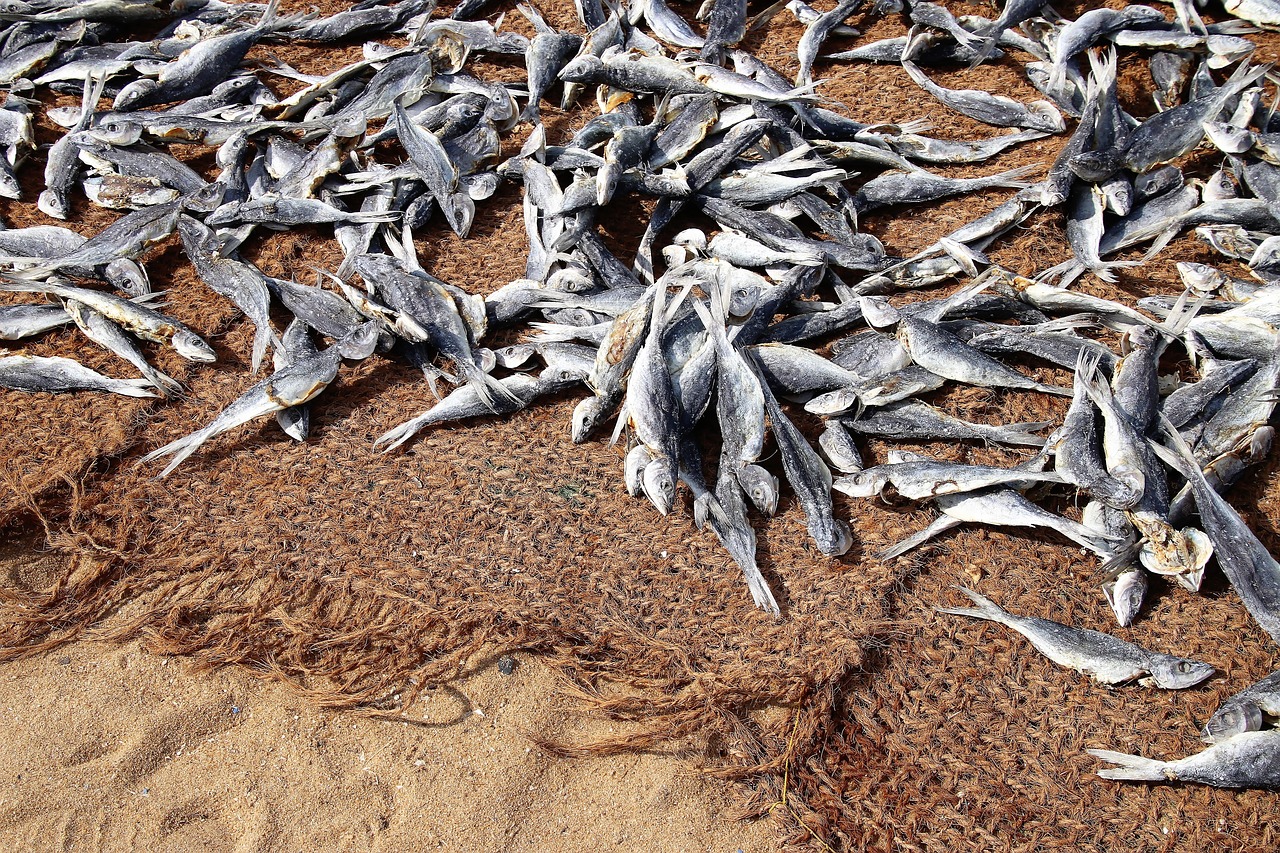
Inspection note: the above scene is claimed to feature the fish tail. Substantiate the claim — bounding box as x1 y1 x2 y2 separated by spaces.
529 321 585 342
373 412 431 453
1036 260 1084 288
995 420 1053 446
1087 748 1169 782
937 237 987 277
991 164 1039 187
965 33 1000 69
115 378 161 399
466 366 520 413
704 497 780 616
878 515 962 561
351 210 400 225
518 100 541 125
936 585 1007 623
742 557 780 616
1091 259 1141 284
142 427 217 479
145 367 185 398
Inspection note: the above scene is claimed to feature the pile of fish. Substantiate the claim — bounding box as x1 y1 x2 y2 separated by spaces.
1 0 1280 788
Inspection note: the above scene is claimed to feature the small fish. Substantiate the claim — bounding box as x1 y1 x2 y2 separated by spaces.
0 280 215 363
854 166 1038 212
0 354 157 397
143 324 379 478
1090 731 1280 788
881 486 1124 561
64 299 182 397
836 459 1063 501
901 59 1064 133
1153 420 1280 645
939 586 1214 688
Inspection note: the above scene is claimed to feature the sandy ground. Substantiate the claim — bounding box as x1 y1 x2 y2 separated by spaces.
0 554 779 853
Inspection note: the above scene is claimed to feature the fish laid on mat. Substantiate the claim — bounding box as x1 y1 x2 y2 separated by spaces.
938 586 1214 689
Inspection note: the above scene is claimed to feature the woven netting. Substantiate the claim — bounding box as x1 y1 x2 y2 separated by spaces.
3 1 1280 849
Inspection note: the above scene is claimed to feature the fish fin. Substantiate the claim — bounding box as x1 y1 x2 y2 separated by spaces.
609 401 629 446
878 515 962 561
1086 748 1169 782
250 322 273 376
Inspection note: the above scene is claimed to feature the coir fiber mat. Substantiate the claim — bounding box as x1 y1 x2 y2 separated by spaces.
3 1 1280 849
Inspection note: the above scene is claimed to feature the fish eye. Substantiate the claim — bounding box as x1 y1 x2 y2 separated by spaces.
1177 661 1192 673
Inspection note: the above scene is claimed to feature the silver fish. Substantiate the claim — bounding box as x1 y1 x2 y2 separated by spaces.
143 324 379 478
940 586 1214 688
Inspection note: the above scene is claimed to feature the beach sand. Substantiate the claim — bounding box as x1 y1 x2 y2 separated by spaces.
0 545 779 852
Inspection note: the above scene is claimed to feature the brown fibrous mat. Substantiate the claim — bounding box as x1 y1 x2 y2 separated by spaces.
3 1 1280 849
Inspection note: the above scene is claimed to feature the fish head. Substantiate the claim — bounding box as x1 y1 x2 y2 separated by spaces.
37 188 69 220
474 347 497 374
559 55 603 83
623 444 652 496
91 117 142 147
816 519 853 557
0 169 20 200
571 396 605 444
737 464 779 517
113 79 158 112
727 281 760 320
804 386 860 417
1101 569 1146 628
673 228 707 250
1203 121 1254 156
546 266 595 293
858 296 899 330
1144 655 1215 690
1201 701 1264 744
641 458 677 516
182 182 227 215
1176 262 1223 294
495 344 536 370
662 244 695 267
833 469 887 498
104 259 150 298
329 320 377 360
172 329 217 363
423 28 469 75
332 114 369 140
